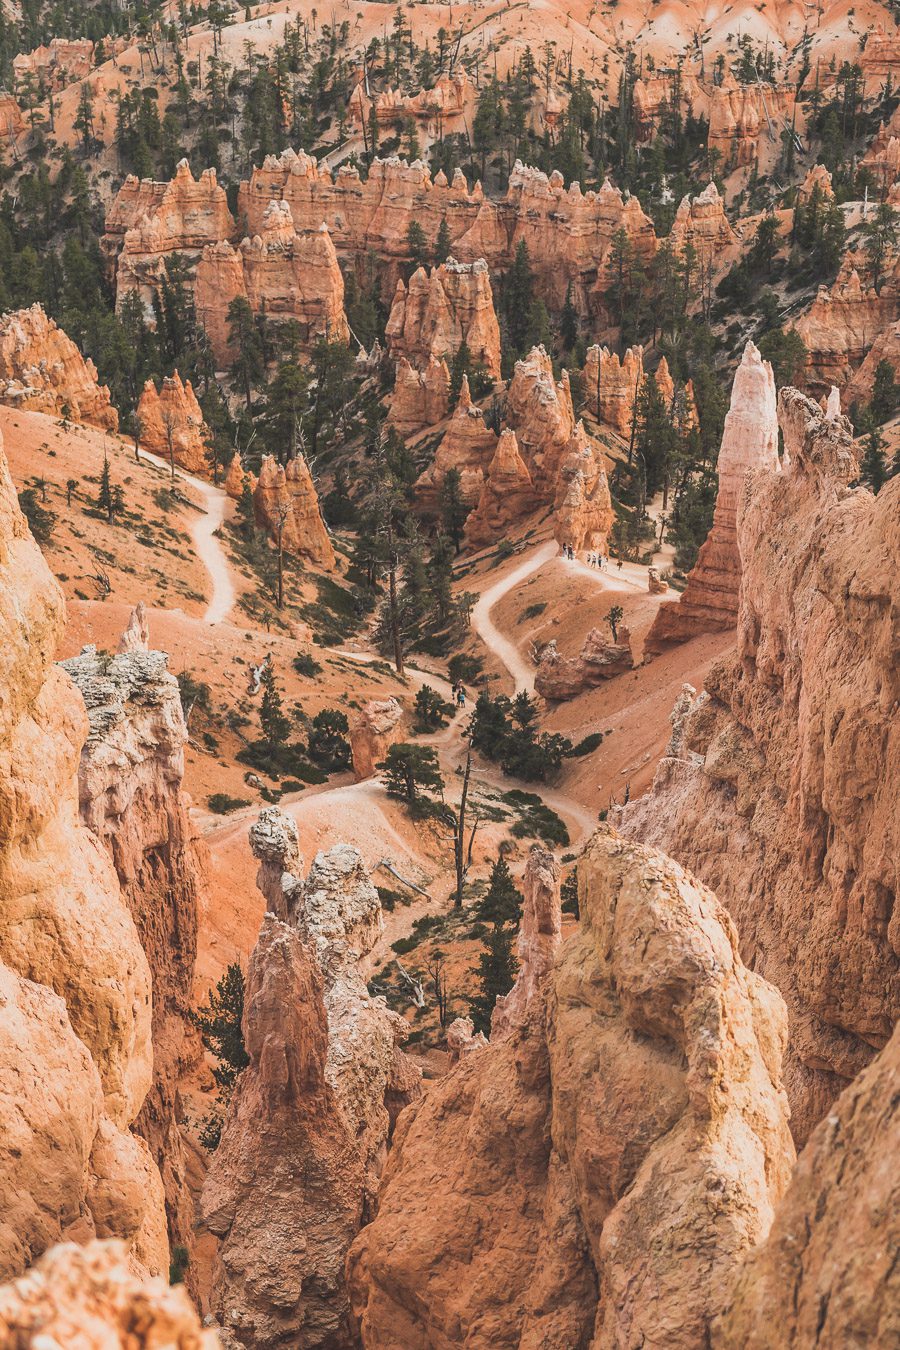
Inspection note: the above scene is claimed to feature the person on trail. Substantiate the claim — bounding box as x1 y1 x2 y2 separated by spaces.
617 557 623 571
457 685 466 707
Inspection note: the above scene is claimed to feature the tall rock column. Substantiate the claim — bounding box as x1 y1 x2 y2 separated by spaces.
646 340 779 651
0 433 166 1281
201 809 420 1348
62 627 208 1262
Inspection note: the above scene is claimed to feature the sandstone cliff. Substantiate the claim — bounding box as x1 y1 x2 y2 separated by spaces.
464 428 535 546
794 264 898 393
348 832 794 1346
385 257 501 377
195 206 349 366
647 340 779 651
0 305 118 430
254 453 336 569
0 432 165 1280
414 375 498 510
136 370 211 474
715 1022 900 1349
669 182 736 262
618 387 898 1142
350 697 405 780
386 354 450 435
201 811 419 1348
62 634 207 1260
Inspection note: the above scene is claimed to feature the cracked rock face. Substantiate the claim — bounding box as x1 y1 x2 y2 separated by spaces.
0 303 118 430
348 830 794 1348
63 636 207 1263
618 386 899 1142
201 811 420 1348
0 432 165 1281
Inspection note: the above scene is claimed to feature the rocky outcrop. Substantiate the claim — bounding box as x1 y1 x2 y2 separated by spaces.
349 71 471 135
12 37 94 92
136 370 211 474
113 161 235 320
201 812 419 1348
715 1023 900 1349
386 354 450 435
796 163 834 204
534 624 632 700
581 342 644 436
0 94 23 140
707 82 795 170
794 266 898 393
844 317 900 408
0 431 164 1280
253 454 336 568
350 697 404 780
505 344 576 494
861 104 900 187
224 454 257 501
0 305 118 430
617 388 898 1141
648 565 668 593
62 638 207 1259
385 257 501 377
670 181 737 261
195 206 349 366
647 340 779 651
464 428 535 546
348 830 794 1346
414 374 498 509
0 1240 219 1348
552 426 614 553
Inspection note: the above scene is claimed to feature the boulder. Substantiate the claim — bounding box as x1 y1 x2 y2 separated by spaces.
350 697 404 780
534 625 633 700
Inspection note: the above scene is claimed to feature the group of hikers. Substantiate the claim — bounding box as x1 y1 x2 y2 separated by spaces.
451 680 467 708
560 543 616 570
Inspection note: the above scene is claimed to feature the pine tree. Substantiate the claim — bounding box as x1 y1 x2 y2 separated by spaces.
237 472 257 540
860 430 887 494
377 743 445 804
440 466 469 553
560 283 579 351
470 926 517 1035
434 216 452 266
502 240 536 362
97 453 114 524
406 220 430 271
477 857 522 928
191 962 249 1093
259 662 291 750
870 359 898 424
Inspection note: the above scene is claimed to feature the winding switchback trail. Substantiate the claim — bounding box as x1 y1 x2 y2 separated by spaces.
140 450 235 625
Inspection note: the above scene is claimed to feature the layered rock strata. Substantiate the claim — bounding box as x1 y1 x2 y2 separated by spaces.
62 635 207 1259
552 427 615 553
195 204 349 366
348 832 794 1346
0 432 165 1281
646 340 779 651
253 454 336 568
350 697 404 780
464 428 535 546
386 354 450 435
201 811 419 1348
794 264 898 393
618 387 898 1141
0 305 118 430
136 370 211 474
414 375 498 509
669 182 737 261
385 257 501 377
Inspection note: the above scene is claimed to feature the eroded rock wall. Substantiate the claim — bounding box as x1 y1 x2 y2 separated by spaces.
0 432 165 1281
348 833 794 1347
0 304 118 430
136 371 211 474
618 387 899 1141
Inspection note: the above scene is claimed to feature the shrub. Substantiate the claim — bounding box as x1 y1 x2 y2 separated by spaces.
567 732 603 757
413 683 453 732
307 707 351 771
293 651 323 678
207 793 251 814
448 653 483 685
18 487 56 544
520 602 547 623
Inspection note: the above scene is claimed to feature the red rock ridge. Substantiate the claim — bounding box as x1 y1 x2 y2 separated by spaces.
385 256 501 377
0 304 118 431
136 371 211 474
617 387 898 1142
253 453 336 569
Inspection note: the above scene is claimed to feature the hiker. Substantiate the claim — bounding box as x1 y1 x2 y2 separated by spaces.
457 685 466 707
617 557 623 571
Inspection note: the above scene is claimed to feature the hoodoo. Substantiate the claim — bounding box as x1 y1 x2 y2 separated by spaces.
646 340 779 651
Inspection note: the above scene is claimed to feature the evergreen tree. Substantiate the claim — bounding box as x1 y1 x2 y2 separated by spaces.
97 453 114 524
377 742 445 804
259 662 291 750
440 466 469 553
560 283 579 352
871 359 898 423
470 925 517 1035
860 429 887 494
406 220 430 272
236 471 257 540
191 962 249 1094
501 240 536 363
227 296 265 408
434 216 452 266
476 857 522 928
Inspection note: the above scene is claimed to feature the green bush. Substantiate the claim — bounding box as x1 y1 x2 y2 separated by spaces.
568 732 603 757
207 793 251 814
293 651 323 678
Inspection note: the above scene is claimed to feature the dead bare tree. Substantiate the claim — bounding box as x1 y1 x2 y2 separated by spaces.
427 955 450 1028
447 752 478 909
394 959 426 1009
161 406 178 483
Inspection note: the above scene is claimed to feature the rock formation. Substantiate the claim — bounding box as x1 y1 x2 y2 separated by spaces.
414 375 498 509
552 426 614 553
0 305 118 430
62 637 207 1259
0 93 23 140
648 565 668 593
201 811 419 1348
224 453 257 501
617 387 898 1141
707 82 795 170
794 265 897 393
349 71 471 136
385 257 501 377
348 831 794 1346
112 160 235 320
714 1023 900 1349
0 1240 219 1348
534 624 633 700
669 182 737 262
253 454 336 568
845 317 900 407
647 340 779 651
117 599 150 653
0 430 165 1281
581 342 644 436
861 103 900 188
505 345 576 494
136 370 211 474
796 163 834 204
386 354 450 435
12 37 94 92
195 206 349 366
464 428 535 546
350 697 404 780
